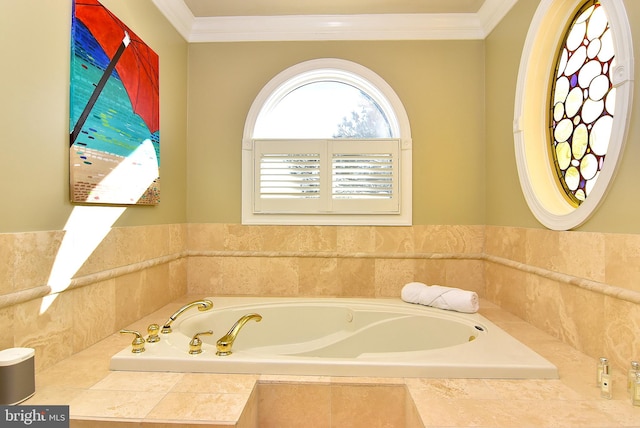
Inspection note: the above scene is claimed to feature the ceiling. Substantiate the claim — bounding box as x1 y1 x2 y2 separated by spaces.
182 0 486 17
151 0 518 42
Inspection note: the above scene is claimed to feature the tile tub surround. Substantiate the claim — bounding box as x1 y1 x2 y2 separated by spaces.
1 223 639 380
23 297 640 427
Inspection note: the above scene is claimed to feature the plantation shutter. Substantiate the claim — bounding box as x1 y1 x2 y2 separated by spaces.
253 139 399 214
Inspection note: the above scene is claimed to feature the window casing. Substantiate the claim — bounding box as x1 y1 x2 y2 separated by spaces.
242 59 412 225
514 0 633 230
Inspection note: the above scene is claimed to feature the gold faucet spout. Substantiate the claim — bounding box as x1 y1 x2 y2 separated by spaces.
161 299 213 334
216 313 262 356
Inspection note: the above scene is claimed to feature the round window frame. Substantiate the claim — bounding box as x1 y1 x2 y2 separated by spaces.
513 0 633 230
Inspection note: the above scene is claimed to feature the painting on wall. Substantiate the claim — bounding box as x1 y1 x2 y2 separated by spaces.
69 0 160 205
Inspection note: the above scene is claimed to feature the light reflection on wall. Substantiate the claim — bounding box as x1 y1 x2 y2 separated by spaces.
42 139 159 314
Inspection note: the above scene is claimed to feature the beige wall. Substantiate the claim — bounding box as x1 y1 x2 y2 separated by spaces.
485 0 640 233
0 0 188 233
186 40 486 225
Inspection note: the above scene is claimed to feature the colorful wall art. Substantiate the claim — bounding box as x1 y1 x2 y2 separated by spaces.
70 0 160 205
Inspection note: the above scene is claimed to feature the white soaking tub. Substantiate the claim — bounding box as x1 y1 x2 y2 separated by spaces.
110 297 558 379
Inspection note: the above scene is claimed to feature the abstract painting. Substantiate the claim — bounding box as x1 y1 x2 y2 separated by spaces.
70 0 160 205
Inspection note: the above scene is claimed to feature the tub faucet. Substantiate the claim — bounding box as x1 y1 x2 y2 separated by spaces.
161 299 213 334
216 313 262 356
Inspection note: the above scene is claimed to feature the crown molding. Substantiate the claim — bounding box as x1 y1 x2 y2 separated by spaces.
152 0 517 42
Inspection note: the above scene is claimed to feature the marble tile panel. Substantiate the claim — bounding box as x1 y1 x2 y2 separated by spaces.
69 389 166 419
414 225 484 254
147 392 249 423
330 384 406 428
525 227 561 272
167 258 188 301
220 256 262 295
413 259 447 285
484 225 527 263
140 263 177 314
297 257 340 296
605 232 640 293
186 256 223 295
258 375 331 384
0 305 14 350
236 386 259 428
187 223 227 251
72 279 117 353
90 371 183 392
35 353 111 389
259 257 298 296
375 226 414 254
0 232 16 295
170 373 258 394
444 258 485 295
115 272 145 329
261 225 336 252
14 294 75 372
405 394 424 428
12 230 63 291
603 296 640 373
337 226 376 253
225 224 265 252
374 258 417 297
257 383 331 428
336 258 376 297
406 378 501 400
484 263 529 320
23 386 85 405
557 230 605 283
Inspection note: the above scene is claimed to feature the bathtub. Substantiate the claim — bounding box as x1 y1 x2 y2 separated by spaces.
110 297 558 379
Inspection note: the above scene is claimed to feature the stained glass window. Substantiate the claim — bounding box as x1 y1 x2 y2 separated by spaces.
549 1 615 206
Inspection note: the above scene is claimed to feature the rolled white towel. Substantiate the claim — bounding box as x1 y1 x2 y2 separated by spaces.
401 282 479 313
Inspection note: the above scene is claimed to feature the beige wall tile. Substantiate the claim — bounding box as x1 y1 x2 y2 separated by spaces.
148 391 249 422
337 258 376 297
605 232 640 293
414 225 484 254
14 294 74 371
0 306 14 350
557 230 605 283
187 256 223 295
374 258 416 297
375 226 414 253
262 225 337 252
297 257 340 296
69 389 166 419
444 258 485 295
188 223 227 251
171 373 258 394
330 384 406 428
72 279 117 353
0 233 16 295
12 231 63 291
337 226 376 253
525 228 561 272
259 257 298 296
484 225 526 263
258 383 331 428
604 296 640 373
413 259 447 285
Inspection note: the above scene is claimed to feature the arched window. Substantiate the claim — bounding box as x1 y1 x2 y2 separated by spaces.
514 0 633 230
242 59 412 225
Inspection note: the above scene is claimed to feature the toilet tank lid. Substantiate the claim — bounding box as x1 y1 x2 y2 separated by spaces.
0 348 34 366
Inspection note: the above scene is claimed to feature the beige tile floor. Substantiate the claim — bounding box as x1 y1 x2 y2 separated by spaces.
23 297 640 427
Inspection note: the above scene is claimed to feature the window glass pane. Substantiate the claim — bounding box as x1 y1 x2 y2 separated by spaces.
254 81 392 139
549 1 615 205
